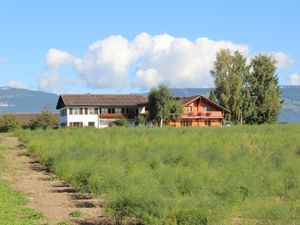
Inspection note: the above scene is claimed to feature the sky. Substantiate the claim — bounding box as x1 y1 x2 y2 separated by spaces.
0 0 300 94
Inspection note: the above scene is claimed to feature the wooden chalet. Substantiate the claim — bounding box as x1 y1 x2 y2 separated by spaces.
167 95 230 127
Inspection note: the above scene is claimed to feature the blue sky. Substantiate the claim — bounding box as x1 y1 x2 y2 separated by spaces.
0 0 299 93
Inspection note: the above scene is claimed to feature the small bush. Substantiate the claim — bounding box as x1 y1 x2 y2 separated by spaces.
0 113 18 132
115 118 128 127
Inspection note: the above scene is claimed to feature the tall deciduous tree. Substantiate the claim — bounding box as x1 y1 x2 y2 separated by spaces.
211 50 282 124
211 50 250 124
248 55 282 124
148 84 181 127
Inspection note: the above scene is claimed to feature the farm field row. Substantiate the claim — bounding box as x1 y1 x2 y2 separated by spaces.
16 125 300 225
0 136 41 225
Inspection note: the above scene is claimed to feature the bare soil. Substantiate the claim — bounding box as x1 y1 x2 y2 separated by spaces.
1 135 112 225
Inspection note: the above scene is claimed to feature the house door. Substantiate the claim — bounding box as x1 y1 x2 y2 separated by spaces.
205 120 211 126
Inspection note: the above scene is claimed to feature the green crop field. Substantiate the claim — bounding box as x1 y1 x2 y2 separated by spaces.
15 125 300 225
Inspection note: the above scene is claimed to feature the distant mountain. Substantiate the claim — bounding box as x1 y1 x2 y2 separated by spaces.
0 87 58 113
0 85 299 123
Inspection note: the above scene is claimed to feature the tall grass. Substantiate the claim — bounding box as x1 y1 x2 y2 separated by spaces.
15 125 300 224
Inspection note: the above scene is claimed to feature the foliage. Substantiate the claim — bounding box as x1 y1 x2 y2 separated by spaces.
211 50 250 124
15 125 300 225
148 84 181 127
69 210 82 218
26 108 58 130
136 114 148 126
115 118 128 127
0 113 18 133
211 50 282 124
208 89 217 103
169 99 182 120
247 54 282 124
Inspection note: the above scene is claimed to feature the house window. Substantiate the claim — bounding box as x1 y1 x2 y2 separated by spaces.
115 108 122 114
60 109 66 117
101 108 108 114
84 108 88 115
94 108 99 114
122 108 125 114
126 108 137 114
108 108 115 114
80 108 83 115
89 108 94 114
184 106 192 113
69 122 83 127
69 108 73 115
74 108 80 115
88 122 95 127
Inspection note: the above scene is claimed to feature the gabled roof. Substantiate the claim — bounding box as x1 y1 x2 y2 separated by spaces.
56 94 148 109
176 95 230 113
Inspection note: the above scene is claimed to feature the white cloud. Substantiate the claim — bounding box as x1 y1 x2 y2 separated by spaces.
74 35 141 89
289 73 300 85
134 36 249 89
40 33 293 92
46 49 74 68
270 52 294 69
9 80 29 89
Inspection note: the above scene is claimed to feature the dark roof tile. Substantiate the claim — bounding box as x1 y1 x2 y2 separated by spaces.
57 94 148 109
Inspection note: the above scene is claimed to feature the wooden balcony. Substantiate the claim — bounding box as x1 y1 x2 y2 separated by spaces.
182 111 223 119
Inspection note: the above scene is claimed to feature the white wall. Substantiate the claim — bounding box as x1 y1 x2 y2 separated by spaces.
68 114 99 127
60 107 99 128
60 105 147 128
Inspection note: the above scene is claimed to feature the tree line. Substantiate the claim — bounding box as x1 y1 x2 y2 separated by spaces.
0 108 58 132
148 49 282 126
210 49 282 124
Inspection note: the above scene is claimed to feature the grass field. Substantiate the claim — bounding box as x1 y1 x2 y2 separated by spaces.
15 125 300 225
0 137 42 225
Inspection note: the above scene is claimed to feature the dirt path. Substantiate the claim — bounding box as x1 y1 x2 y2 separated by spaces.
1 135 111 225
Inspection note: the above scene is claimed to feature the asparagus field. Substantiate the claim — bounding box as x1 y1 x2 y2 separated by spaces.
16 125 300 225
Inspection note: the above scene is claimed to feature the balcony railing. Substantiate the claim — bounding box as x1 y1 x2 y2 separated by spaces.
182 111 223 118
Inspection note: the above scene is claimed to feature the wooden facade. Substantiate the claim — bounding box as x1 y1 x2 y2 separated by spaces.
167 96 230 127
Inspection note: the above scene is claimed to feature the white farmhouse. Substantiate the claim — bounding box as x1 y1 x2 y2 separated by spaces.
56 94 148 128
